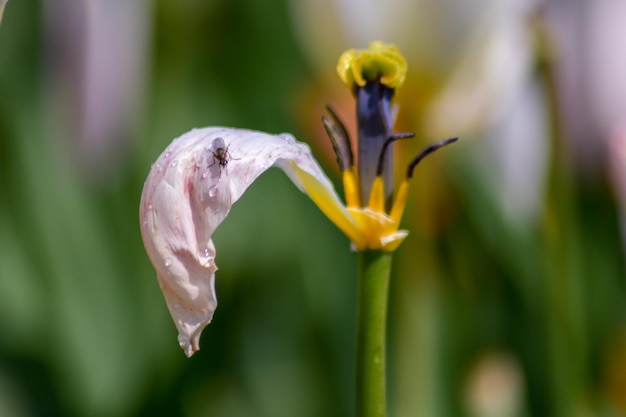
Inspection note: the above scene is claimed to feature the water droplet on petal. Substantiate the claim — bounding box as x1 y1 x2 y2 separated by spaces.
142 217 148 227
165 258 173 268
280 133 296 144
199 247 212 263
201 171 209 179
208 185 218 197
170 160 178 168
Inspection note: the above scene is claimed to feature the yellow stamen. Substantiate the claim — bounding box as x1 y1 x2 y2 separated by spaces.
343 168 360 208
367 176 386 213
337 41 407 90
389 180 410 224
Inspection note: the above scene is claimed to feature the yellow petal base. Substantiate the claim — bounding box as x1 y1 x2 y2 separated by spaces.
295 166 409 252
348 207 408 252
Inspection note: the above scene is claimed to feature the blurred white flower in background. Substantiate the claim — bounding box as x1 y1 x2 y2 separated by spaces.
464 352 525 417
609 127 626 258
426 0 547 226
44 0 150 179
544 0 626 176
291 0 494 78
544 0 626 262
0 0 8 25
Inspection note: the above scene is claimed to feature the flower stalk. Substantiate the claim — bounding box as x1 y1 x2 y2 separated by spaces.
356 250 393 417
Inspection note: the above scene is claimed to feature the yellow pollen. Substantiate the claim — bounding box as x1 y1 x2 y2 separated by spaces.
337 41 407 90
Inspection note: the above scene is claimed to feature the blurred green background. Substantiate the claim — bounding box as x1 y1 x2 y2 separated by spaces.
1 0 625 416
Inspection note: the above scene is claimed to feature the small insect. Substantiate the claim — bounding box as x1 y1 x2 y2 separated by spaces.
209 137 239 178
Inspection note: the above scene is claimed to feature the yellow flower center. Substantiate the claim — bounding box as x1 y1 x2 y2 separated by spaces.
291 164 409 252
342 170 410 252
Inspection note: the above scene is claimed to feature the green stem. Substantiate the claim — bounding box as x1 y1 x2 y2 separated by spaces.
356 250 393 417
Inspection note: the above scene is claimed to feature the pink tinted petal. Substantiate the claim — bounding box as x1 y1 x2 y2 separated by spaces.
140 127 352 355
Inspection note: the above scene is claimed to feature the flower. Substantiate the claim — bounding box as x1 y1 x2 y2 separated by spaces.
139 43 456 356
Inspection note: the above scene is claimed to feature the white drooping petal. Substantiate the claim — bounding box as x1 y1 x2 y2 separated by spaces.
140 127 359 356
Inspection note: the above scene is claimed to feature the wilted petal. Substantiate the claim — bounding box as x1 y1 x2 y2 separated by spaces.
140 127 360 356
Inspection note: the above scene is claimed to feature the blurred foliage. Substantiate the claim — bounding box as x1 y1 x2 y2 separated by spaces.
0 1 625 417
